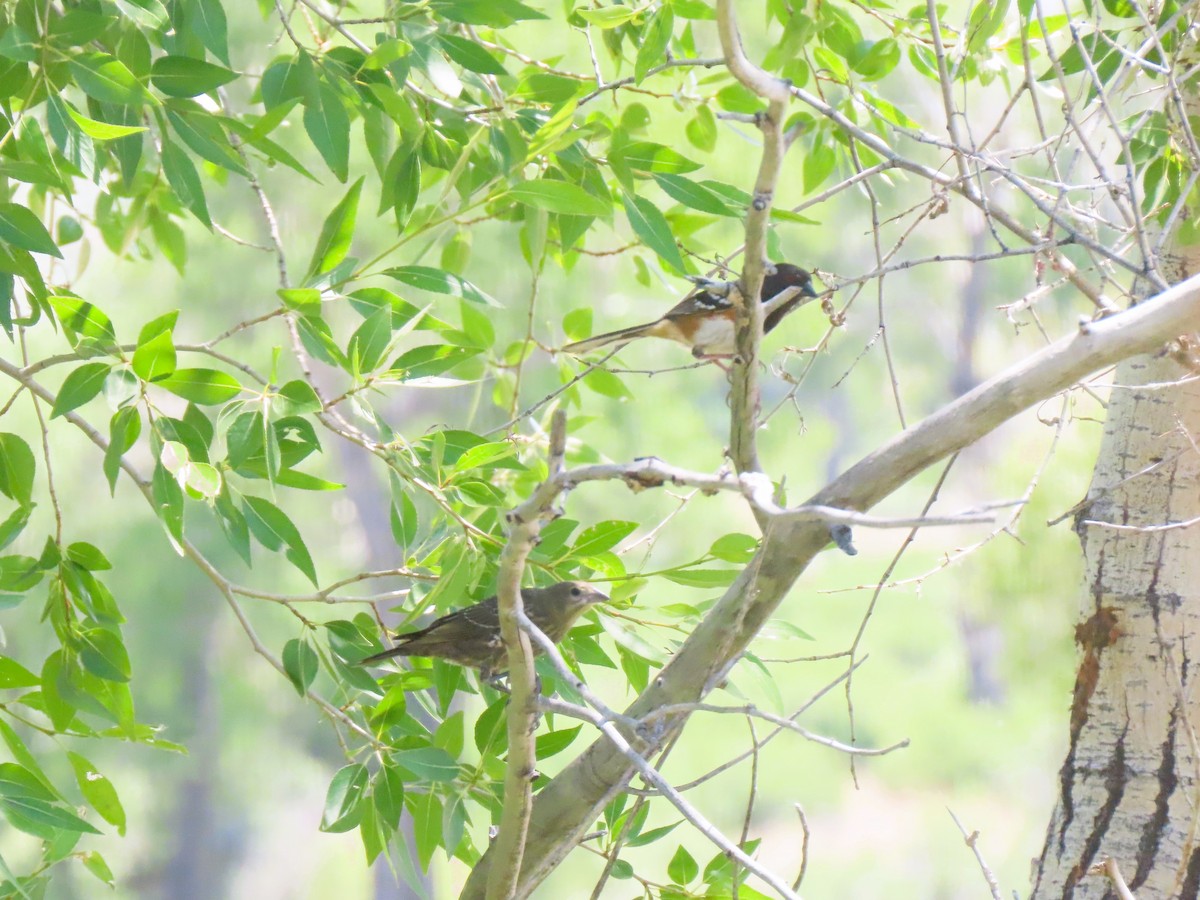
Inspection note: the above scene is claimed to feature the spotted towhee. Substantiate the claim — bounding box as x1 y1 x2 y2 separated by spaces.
358 581 609 682
562 263 819 363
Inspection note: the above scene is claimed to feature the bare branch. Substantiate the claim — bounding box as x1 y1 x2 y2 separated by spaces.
640 703 910 757
948 809 1004 900
515 613 801 900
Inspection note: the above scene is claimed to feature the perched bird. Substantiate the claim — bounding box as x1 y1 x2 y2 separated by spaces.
358 581 609 681
561 263 819 362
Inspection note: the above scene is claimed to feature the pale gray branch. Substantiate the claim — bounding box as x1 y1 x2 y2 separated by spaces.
462 270 1200 898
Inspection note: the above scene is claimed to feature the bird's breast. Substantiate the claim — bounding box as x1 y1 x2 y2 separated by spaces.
688 314 737 355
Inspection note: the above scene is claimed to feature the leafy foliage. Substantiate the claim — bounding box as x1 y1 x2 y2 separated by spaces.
0 0 1182 894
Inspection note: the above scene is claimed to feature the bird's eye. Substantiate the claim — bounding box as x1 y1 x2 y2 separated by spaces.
570 586 582 597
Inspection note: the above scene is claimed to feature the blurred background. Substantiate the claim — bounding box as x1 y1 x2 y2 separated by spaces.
0 2 1106 897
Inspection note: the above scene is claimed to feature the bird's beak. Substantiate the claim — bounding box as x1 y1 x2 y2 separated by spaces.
587 589 609 605
802 280 819 299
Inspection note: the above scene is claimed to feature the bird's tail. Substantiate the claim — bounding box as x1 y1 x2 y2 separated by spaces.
357 643 413 666
561 323 657 355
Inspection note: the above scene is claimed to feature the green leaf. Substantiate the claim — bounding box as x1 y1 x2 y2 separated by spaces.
306 177 363 281
0 434 35 507
115 0 169 28
161 139 211 227
0 506 31 552
243 496 318 585
158 368 241 404
372 764 405 829
562 308 592 342
347 304 393 374
623 193 686 272
709 533 759 563
166 107 249 176
275 380 322 416
51 362 111 418
451 441 517 473
49 296 119 354
68 52 149 106
104 407 141 494
131 311 178 382
437 34 507 74
609 859 635 879
66 542 112 571
626 819 681 848
535 725 582 759
635 5 673 83
0 657 39 689
616 142 702 175
653 173 736 216
668 844 699 884
319 764 368 833
394 746 459 782
0 796 102 839
64 105 147 141
571 520 637 557
0 555 41 593
458 299 494 348
582 367 633 399
190 0 230 64
576 5 641 27
473 697 508 755
803 143 836 193
850 38 900 80
0 25 36 62
430 0 547 26
685 105 718 152
278 288 322 317
304 82 350 181
150 56 238 97
80 850 115 886
67 753 125 835
0 204 62 258
412 790 442 870
282 638 319 695
78 628 132 681
507 180 611 217
661 567 739 587
152 459 184 543
0 764 56 802
0 722 56 797
382 265 500 307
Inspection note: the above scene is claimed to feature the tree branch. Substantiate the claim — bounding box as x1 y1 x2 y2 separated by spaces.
487 410 569 900
462 271 1200 898
716 0 791 475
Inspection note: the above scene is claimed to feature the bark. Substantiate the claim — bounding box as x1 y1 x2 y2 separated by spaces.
1031 349 1200 898
1031 24 1200 882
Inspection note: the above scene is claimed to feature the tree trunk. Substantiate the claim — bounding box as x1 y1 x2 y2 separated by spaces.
1032 347 1200 897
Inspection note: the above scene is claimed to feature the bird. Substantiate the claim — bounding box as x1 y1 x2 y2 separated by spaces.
358 581 609 681
561 263 819 363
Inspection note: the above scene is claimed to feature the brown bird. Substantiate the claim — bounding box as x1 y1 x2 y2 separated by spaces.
561 263 819 362
358 581 609 681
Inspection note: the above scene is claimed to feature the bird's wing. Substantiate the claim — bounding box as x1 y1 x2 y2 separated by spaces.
392 596 500 645
660 287 736 320
453 596 500 632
